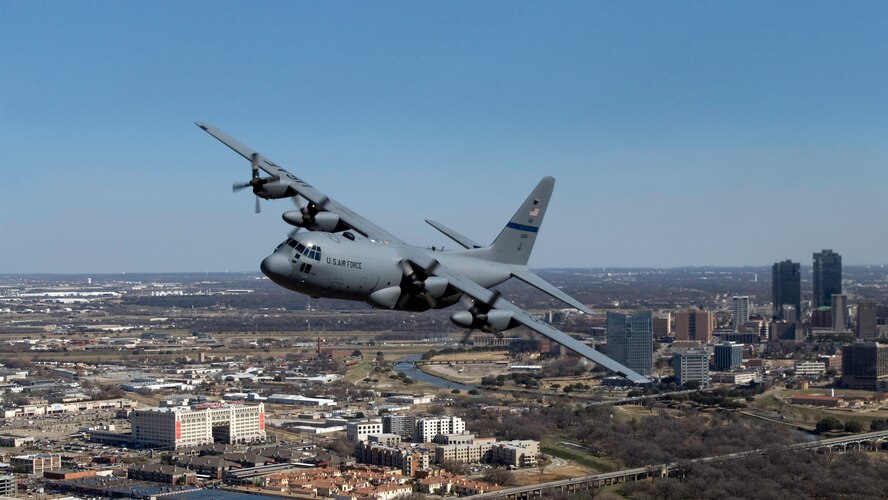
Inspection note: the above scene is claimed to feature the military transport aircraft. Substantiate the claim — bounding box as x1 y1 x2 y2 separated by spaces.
197 123 649 384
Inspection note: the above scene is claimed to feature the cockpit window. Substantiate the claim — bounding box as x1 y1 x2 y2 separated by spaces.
288 242 322 261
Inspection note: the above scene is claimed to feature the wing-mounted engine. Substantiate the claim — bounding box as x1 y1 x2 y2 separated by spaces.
232 153 296 212
282 195 347 232
367 260 458 312
450 293 518 333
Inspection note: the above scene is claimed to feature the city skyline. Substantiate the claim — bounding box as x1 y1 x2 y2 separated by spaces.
3 3 888 273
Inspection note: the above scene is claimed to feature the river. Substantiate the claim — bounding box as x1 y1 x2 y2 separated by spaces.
393 354 477 391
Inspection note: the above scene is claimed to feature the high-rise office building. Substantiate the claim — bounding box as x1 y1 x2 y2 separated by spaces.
813 250 842 308
606 311 653 377
857 300 879 339
732 296 752 331
674 310 715 343
832 294 848 332
842 343 888 390
772 260 801 320
713 342 743 371
673 349 710 388
653 313 672 338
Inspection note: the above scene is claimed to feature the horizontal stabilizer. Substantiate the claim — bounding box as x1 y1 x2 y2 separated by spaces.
512 269 593 315
425 219 482 249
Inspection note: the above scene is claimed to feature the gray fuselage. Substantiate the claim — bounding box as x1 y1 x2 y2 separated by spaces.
259 231 513 311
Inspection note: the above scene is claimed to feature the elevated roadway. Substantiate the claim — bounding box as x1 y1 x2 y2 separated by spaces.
467 430 888 499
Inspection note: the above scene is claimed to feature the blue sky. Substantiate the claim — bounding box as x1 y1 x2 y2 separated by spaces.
2 2 887 273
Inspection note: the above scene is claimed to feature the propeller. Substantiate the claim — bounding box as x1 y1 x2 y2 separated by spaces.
455 291 503 343
232 153 271 213
289 195 322 228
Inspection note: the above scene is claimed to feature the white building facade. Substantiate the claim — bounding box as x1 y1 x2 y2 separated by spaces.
414 416 465 443
131 402 265 449
346 419 383 443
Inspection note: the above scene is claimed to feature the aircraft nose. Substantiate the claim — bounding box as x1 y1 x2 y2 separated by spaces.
260 252 292 279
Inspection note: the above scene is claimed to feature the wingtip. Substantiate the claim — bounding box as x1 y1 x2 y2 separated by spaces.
194 121 210 131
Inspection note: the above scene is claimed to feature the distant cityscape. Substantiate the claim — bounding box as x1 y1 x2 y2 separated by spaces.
1 251 888 498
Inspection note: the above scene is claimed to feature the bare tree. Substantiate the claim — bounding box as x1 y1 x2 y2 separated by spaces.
536 453 552 475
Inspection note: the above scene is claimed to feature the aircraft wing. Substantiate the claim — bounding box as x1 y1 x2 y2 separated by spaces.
401 249 650 384
196 122 405 245
510 269 594 315
425 219 483 249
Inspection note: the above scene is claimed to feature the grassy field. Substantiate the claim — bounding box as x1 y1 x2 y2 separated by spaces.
541 434 622 473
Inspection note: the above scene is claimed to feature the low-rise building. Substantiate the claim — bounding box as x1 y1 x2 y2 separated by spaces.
267 394 336 407
434 439 540 467
0 475 16 497
354 443 430 476
791 394 845 407
489 440 539 467
0 435 35 447
710 371 761 385
433 433 474 445
347 420 383 443
795 361 827 377
12 453 61 474
128 464 196 485
384 394 433 405
435 442 492 464
368 433 401 447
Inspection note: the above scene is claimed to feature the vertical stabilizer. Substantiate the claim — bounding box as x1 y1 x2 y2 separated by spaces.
481 177 554 265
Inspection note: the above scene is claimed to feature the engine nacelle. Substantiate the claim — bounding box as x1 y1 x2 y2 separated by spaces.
313 212 341 232
450 309 514 333
282 210 306 227
255 181 294 199
282 211 341 232
423 277 449 300
368 286 402 309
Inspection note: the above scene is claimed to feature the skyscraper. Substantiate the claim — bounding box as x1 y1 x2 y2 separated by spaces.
813 250 842 308
857 300 878 339
832 294 848 332
732 296 751 331
772 260 801 320
606 311 653 377
674 310 715 343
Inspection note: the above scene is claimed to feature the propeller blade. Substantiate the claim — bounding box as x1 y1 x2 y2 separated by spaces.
233 182 251 193
460 329 474 345
399 260 415 278
293 195 306 211
254 197 261 214
250 153 260 180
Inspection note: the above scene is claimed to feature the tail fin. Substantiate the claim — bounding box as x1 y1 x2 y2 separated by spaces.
481 176 554 265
